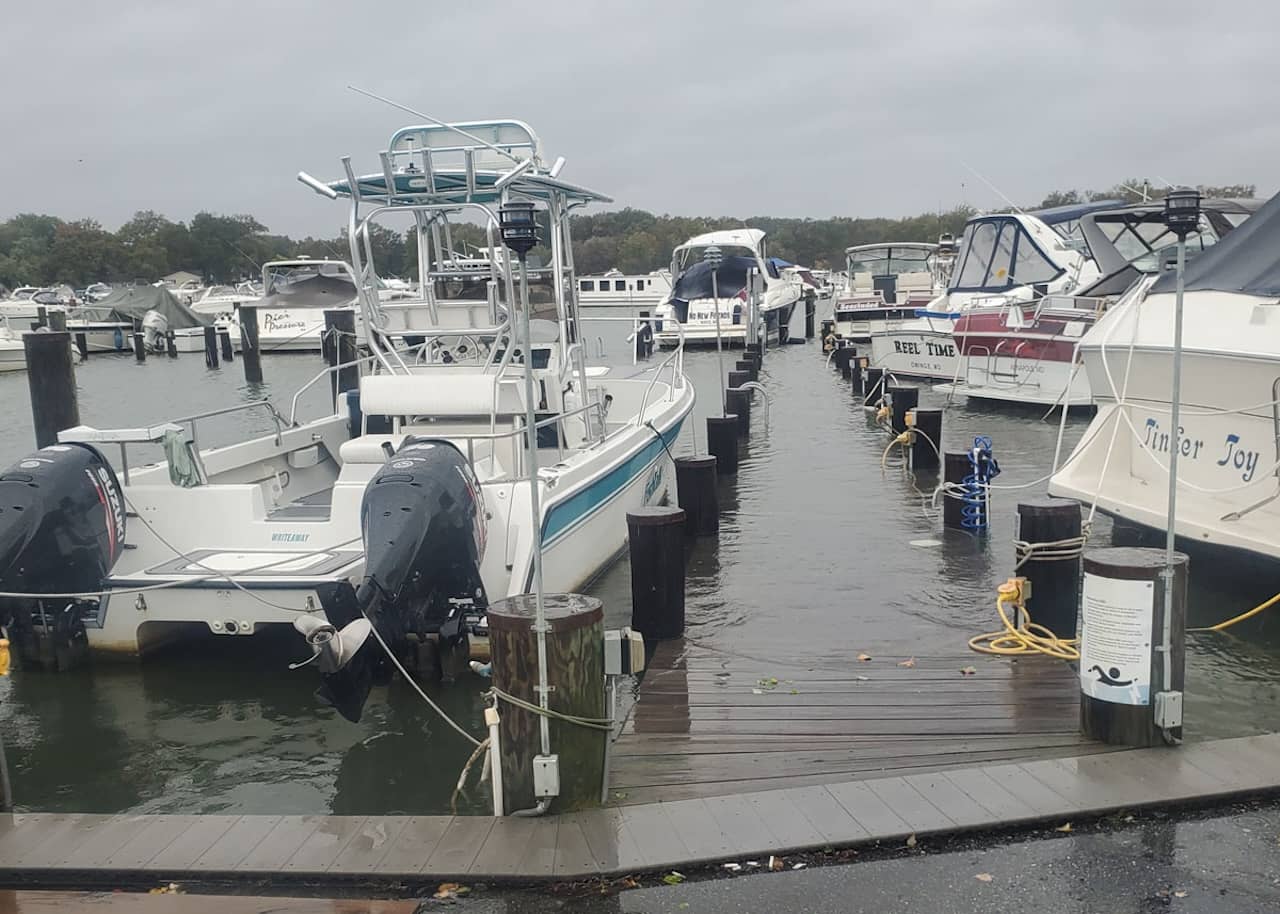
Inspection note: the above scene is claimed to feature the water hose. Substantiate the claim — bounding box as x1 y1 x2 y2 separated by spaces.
969 578 1080 661
1191 591 1280 633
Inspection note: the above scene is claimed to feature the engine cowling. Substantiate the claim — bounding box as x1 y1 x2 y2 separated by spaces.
302 438 487 721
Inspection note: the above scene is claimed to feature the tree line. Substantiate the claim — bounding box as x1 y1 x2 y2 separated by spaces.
0 178 1255 289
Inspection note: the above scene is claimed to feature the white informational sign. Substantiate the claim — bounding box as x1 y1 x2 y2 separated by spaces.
1079 573 1155 706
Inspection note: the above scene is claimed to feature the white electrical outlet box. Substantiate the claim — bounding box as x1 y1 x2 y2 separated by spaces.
625 627 646 673
533 755 560 798
604 630 624 676
1154 691 1183 729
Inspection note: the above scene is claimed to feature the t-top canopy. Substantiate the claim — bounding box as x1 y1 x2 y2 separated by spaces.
1150 190 1280 298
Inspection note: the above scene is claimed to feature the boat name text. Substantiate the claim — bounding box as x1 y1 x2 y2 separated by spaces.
894 340 955 358
1141 418 1261 482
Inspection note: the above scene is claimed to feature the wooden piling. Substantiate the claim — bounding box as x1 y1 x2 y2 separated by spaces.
23 332 79 448
910 408 942 471
239 305 263 383
46 311 67 332
746 342 763 364
725 388 751 438
132 329 146 362
627 506 687 642
488 593 606 813
1079 547 1187 747
734 359 757 383
833 347 853 378
674 455 718 536
1016 498 1083 639
323 309 360 409
888 384 919 434
73 332 88 360
165 330 178 358
727 370 750 398
218 327 234 361
203 326 219 368
706 416 739 475
943 451 970 529
34 306 48 329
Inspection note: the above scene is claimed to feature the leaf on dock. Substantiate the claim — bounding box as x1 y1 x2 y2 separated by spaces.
857 653 872 662
897 658 917 668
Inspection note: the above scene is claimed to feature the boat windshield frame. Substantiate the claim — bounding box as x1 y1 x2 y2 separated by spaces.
949 216 1065 294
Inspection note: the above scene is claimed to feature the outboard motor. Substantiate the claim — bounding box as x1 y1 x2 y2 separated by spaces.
140 309 169 353
0 443 126 669
296 438 487 721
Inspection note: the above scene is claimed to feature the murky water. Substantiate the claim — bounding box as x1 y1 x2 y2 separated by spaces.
1 319 1278 816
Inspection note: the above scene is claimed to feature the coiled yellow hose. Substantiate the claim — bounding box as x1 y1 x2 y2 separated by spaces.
969 579 1081 661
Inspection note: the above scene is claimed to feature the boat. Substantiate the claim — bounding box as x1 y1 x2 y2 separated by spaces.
653 229 802 347
1049 189 1280 562
935 198 1261 409
868 202 1121 382
0 118 693 717
0 319 26 371
829 240 956 344
577 269 671 313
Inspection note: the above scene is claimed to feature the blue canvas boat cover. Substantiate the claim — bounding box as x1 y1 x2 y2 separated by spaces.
1150 191 1280 297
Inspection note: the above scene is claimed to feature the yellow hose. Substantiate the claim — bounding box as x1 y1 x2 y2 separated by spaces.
969 580 1080 661
1191 590 1280 633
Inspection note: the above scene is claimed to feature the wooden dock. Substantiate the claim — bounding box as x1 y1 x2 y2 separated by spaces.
608 639 1115 804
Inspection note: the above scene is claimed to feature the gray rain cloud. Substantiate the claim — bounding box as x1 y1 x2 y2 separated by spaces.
4 0 1278 236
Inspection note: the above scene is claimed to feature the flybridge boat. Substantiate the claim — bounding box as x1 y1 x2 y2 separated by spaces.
0 119 692 716
1049 190 1280 562
869 202 1120 382
831 241 956 344
937 198 1260 408
654 229 802 347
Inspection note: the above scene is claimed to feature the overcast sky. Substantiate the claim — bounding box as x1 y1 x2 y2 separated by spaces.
7 0 1278 237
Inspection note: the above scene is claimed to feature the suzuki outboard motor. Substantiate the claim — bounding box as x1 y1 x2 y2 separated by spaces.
0 443 126 668
296 438 487 721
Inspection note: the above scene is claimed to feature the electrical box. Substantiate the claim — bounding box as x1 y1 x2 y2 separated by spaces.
604 630 623 676
533 754 560 798
1154 691 1183 729
605 628 646 675
625 627 645 673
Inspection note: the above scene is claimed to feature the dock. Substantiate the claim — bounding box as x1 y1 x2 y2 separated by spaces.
607 640 1116 804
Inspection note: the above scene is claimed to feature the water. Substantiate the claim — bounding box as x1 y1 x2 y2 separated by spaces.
1 325 1278 816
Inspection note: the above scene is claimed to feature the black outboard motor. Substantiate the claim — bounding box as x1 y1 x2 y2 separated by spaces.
296 438 487 722
0 443 126 669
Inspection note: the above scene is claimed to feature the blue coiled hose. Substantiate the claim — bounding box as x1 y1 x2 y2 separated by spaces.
960 435 1000 530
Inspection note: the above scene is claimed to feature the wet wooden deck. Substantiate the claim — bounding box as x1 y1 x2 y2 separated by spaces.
608 639 1115 804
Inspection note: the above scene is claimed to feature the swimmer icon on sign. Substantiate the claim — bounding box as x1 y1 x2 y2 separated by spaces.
1089 666 1134 687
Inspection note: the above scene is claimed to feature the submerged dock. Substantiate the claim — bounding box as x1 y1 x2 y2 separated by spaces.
608 640 1113 804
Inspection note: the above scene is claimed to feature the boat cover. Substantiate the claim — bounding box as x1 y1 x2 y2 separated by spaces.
261 271 356 308
1150 191 1280 297
670 256 758 301
92 286 210 328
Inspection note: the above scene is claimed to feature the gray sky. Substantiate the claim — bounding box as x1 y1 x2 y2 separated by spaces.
7 0 1278 237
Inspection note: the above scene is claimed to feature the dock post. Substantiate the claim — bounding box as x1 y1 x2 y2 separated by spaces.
943 451 969 529
706 416 739 475
888 384 919 434
805 298 816 339
725 388 751 438
727 369 751 399
734 359 757 383
73 332 88 360
218 327 234 362
1015 498 1083 639
849 353 864 394
674 455 718 535
132 330 146 362
864 367 886 404
323 309 360 409
165 330 178 358
23 331 79 448
203 326 219 368
239 305 263 383
627 507 687 642
488 593 606 813
909 408 942 471
1079 547 1187 747
833 347 852 378
47 311 67 332
746 341 763 366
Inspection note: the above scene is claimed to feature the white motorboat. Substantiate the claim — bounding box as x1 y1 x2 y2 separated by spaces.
869 203 1115 381
0 319 26 371
1050 190 1280 562
5 118 692 708
830 241 955 344
577 269 671 314
654 229 802 347
936 198 1260 409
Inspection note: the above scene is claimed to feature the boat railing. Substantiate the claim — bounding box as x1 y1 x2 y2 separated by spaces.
173 399 289 454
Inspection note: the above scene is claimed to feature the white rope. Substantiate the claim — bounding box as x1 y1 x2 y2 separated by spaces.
1013 535 1087 571
489 686 614 731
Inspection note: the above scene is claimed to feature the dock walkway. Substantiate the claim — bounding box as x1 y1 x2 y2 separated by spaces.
607 640 1113 804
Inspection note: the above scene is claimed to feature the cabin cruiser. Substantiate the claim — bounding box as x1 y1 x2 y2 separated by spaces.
1049 190 1280 562
654 229 802 347
868 203 1120 382
936 198 1259 408
577 269 671 313
0 119 693 713
830 241 956 344
0 319 25 371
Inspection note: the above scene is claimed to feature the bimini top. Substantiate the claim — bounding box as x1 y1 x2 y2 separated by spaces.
1031 199 1127 227
301 119 612 207
675 228 766 253
1150 190 1280 298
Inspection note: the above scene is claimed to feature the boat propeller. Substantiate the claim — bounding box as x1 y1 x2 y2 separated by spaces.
290 614 372 673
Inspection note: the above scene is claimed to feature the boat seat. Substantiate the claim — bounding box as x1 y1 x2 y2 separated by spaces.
360 371 525 417
898 271 936 292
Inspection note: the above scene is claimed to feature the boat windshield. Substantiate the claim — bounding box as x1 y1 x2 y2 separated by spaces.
1092 214 1220 273
847 246 934 277
676 244 773 277
264 262 355 297
951 218 1062 292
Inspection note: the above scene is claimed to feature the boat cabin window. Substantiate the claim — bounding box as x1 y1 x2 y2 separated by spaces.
1095 214 1219 273
636 279 645 290
847 247 933 278
952 219 1061 292
615 280 626 291
581 280 595 292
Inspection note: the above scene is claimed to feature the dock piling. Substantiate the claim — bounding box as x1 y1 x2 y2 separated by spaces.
323 309 360 409
888 384 919 434
734 359 757 383
73 332 88 360
909 408 942 471
725 388 751 438
218 327 234 361
833 347 852 378
23 331 79 448
165 330 178 358
239 305 263 383
674 455 718 536
132 330 146 362
706 416 739 475
864 367 886 404
47 312 67 332
849 353 864 394
203 326 219 368
805 299 816 339
1016 498 1083 640
1079 547 1187 747
942 451 970 529
627 506 687 642
488 593 606 813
